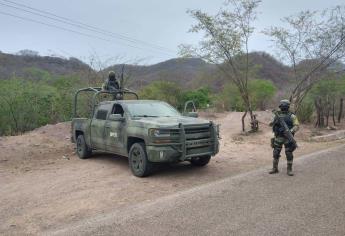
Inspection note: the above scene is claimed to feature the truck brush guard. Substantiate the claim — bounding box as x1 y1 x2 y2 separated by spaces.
179 122 219 160
151 122 219 161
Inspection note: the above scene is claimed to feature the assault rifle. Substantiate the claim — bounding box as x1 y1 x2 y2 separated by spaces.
272 110 298 149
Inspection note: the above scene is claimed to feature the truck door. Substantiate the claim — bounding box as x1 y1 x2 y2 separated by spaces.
105 104 126 154
90 107 108 150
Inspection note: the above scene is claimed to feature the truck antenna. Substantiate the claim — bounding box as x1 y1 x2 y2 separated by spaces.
120 64 125 89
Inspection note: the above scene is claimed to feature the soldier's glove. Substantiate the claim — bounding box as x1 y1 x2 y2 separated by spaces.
290 129 295 136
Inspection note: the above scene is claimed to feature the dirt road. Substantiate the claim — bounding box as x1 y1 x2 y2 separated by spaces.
0 111 344 235
51 145 345 236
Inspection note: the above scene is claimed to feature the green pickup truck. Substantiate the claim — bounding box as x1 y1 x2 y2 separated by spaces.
71 87 220 177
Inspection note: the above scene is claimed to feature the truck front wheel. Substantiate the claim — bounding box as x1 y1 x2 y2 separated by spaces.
76 134 92 159
190 155 211 166
129 142 153 177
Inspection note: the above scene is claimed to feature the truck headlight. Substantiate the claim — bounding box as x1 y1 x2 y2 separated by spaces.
149 128 171 137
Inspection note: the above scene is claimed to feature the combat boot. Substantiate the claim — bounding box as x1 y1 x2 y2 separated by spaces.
269 159 279 174
287 163 294 176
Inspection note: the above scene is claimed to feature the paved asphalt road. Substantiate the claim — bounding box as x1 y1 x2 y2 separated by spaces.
51 145 345 236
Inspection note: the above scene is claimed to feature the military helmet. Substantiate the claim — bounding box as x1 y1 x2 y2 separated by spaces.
279 99 290 111
108 71 116 80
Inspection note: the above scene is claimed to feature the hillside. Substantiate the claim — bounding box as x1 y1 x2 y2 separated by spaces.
248 52 291 85
107 52 291 90
0 51 292 90
0 52 91 79
106 57 217 89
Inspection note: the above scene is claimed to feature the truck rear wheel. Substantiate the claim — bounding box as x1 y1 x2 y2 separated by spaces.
76 134 92 159
129 142 153 177
190 155 211 166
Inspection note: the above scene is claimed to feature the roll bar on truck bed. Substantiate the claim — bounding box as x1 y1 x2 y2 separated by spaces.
73 87 139 118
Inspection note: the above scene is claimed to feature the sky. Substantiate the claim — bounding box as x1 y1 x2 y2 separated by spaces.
0 0 344 66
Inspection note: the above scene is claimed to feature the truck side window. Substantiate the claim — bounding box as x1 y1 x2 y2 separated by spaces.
112 104 124 117
96 109 108 120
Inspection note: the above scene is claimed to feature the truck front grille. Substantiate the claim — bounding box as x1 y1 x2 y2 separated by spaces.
185 126 211 140
185 127 210 134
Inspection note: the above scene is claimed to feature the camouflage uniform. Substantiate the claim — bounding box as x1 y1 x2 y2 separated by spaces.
269 100 299 176
102 71 121 100
102 71 120 92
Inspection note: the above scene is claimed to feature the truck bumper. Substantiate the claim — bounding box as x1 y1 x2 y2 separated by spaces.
146 144 218 163
146 145 181 162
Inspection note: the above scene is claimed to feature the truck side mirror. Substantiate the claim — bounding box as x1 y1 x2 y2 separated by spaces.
108 114 125 122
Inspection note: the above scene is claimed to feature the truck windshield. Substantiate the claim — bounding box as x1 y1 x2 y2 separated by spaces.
126 102 181 118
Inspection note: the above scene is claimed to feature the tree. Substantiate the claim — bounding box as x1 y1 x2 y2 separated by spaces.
0 79 58 135
248 79 276 110
264 6 345 112
221 79 276 111
309 76 345 127
221 83 245 111
138 81 182 108
51 75 82 121
181 87 211 109
22 67 52 81
17 49 39 57
180 0 261 132
0 74 86 135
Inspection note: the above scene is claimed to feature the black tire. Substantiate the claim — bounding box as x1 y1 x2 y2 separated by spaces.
128 142 153 177
190 155 211 167
76 134 92 159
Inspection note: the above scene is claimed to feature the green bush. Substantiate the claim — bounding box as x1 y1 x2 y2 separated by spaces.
0 74 85 135
181 87 211 110
221 79 277 111
221 83 245 111
0 79 57 135
138 81 182 108
249 79 276 110
139 82 213 112
296 99 314 123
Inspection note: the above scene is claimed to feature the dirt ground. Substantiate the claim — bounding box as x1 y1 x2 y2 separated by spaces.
1 111 344 235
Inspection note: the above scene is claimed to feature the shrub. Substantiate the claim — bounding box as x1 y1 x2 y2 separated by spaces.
296 99 314 123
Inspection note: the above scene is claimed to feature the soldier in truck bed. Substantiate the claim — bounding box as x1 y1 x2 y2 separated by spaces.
102 71 120 92
269 99 299 176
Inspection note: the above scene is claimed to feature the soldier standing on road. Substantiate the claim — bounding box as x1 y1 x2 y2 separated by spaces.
102 71 120 92
269 100 299 176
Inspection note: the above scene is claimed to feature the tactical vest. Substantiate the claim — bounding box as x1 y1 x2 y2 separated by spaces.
106 79 120 91
273 111 294 136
